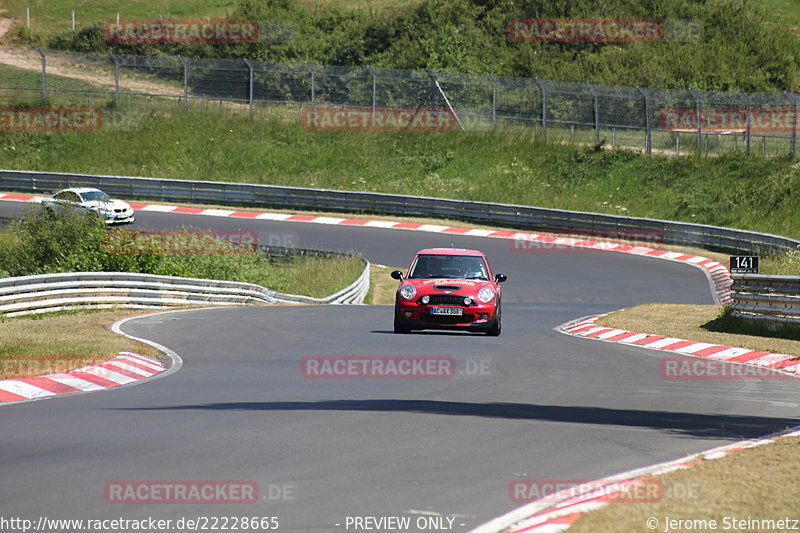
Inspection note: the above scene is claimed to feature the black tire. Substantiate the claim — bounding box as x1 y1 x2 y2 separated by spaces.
485 308 501 336
394 313 409 334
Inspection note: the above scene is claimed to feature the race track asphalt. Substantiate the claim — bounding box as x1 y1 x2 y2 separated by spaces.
0 200 797 532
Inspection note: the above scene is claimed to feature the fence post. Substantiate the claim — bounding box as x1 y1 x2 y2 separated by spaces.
368 65 377 118
244 59 255 117
304 62 316 108
35 48 46 105
636 86 651 154
688 88 701 151
487 73 497 130
178 55 188 110
785 91 797 158
426 69 465 132
740 91 751 155
111 53 120 106
534 77 546 140
587 81 600 144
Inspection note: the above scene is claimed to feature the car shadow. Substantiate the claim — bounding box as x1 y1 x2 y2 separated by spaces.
112 399 799 440
371 329 484 336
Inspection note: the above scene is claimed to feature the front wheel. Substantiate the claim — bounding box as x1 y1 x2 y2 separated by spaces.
394 313 409 334
485 310 501 336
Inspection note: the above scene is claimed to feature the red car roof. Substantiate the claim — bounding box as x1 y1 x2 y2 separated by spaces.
415 248 486 257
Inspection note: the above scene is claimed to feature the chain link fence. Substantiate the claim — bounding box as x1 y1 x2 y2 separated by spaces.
0 48 798 157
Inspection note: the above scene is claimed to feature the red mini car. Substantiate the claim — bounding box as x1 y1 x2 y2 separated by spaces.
392 248 507 335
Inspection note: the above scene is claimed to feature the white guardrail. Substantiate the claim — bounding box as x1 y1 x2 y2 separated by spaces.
730 275 800 326
0 263 370 317
2 169 799 255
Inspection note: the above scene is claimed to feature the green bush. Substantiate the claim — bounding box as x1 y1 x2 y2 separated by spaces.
0 205 287 288
0 204 108 276
41 0 800 92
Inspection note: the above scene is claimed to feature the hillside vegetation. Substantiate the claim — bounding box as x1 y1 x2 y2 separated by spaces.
10 0 798 92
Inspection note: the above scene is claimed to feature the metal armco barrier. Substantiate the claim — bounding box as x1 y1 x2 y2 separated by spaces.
0 262 370 317
2 169 799 255
730 275 800 326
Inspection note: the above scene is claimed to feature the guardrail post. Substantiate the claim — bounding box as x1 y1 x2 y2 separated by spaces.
636 86 651 154
178 55 189 110
35 48 46 105
487 73 497 130
304 62 316 108
785 91 797 158
689 88 701 152
740 91 751 155
368 65 377 118
587 81 600 144
111 53 120 107
244 59 255 117
534 77 546 140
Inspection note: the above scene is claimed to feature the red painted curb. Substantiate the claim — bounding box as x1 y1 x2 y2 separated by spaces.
0 352 166 403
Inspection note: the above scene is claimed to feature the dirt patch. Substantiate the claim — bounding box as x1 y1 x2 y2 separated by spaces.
0 12 19 41
0 48 184 95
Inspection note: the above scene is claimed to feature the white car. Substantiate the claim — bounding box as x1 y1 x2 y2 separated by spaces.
42 187 135 225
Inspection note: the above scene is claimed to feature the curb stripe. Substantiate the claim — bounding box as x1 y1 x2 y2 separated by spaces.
0 380 55 399
0 353 166 404
558 316 799 378
45 373 105 392
22 377 83 395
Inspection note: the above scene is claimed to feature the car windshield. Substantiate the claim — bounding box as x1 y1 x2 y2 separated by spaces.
407 254 489 280
80 190 111 202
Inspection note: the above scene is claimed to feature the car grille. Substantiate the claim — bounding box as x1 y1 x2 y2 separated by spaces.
421 313 474 324
424 295 470 305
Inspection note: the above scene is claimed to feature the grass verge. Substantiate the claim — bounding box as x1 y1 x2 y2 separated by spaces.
570 436 800 533
279 254 365 298
595 304 800 358
367 263 400 305
0 308 161 379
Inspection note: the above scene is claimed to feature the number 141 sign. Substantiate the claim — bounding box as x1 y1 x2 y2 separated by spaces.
730 255 758 274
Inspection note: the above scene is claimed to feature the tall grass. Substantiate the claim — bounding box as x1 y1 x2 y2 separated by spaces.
1 106 799 246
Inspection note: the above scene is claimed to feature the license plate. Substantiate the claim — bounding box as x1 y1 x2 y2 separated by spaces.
429 307 462 316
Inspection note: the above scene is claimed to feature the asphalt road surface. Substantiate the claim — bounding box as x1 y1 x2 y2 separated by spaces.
1 200 798 532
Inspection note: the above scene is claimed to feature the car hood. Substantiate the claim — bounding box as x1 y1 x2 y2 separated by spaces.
81 199 131 210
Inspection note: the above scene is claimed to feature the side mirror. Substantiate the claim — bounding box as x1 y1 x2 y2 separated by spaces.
391 270 404 280
495 273 507 283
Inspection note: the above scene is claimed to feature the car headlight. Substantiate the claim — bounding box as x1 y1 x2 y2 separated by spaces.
399 285 417 301
477 287 495 303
